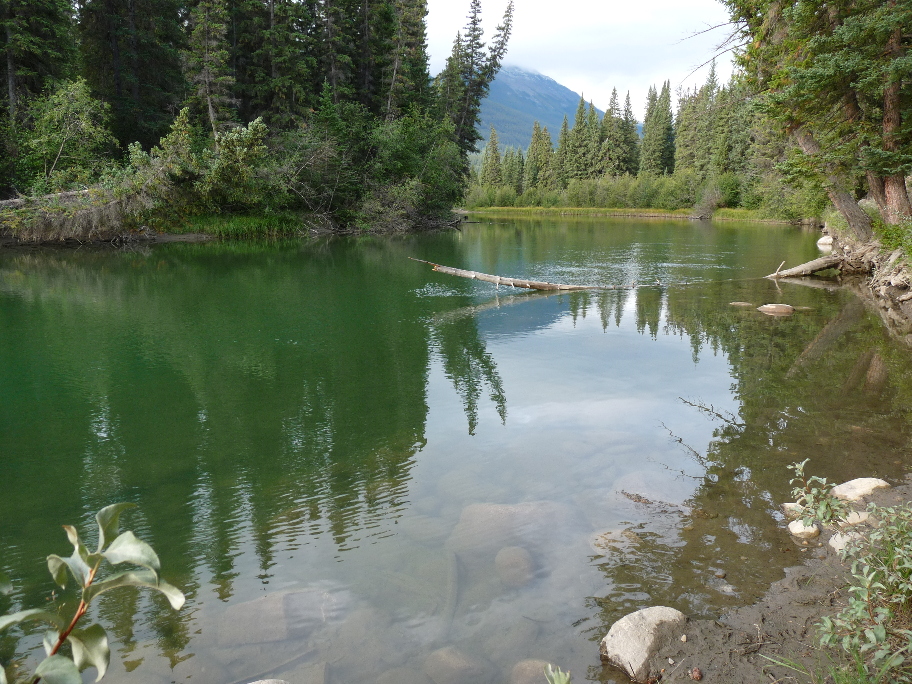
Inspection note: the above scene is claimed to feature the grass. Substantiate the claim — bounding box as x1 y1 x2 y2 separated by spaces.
166 212 308 239
464 206 694 218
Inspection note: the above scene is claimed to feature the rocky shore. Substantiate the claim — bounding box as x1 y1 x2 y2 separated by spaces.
600 476 912 683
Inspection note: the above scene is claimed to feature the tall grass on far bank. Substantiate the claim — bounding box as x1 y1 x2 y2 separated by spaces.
168 212 312 239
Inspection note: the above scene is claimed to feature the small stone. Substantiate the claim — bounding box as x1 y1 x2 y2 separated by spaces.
788 520 821 539
757 303 795 316
668 658 675 665
680 635 687 643
717 584 736 594
713 570 726 579
690 667 703 681
729 301 754 307
830 478 890 501
682 524 694 531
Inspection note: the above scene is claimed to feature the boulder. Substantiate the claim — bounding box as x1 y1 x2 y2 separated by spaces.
757 304 795 316
817 235 834 246
599 606 687 682
423 647 490 684
781 502 803 519
829 531 864 553
788 520 820 539
510 659 550 684
842 511 871 527
495 546 535 588
830 478 890 501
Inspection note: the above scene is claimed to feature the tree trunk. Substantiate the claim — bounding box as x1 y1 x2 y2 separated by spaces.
409 258 635 291
792 127 873 241
881 19 912 223
767 254 844 278
866 170 888 217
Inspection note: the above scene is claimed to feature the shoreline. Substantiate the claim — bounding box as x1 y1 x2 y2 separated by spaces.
627 477 912 683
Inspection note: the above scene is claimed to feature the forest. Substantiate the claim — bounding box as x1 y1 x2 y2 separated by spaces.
469 0 912 247
0 0 513 235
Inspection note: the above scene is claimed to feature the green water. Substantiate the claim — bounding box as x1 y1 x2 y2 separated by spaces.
2 216 911 684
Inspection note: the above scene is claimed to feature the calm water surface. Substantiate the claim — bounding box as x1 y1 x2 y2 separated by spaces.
2 216 911 684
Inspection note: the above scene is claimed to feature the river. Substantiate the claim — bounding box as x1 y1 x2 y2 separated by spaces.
1 215 911 684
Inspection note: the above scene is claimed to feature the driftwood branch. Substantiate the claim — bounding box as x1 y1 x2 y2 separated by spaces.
409 258 636 291
766 255 843 278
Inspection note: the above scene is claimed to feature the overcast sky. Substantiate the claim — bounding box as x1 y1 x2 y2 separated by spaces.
425 0 738 119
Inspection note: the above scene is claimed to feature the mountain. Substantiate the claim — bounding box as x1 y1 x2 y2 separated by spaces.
477 65 604 151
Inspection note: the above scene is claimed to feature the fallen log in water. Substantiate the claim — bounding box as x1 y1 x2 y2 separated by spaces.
409 258 637 291
766 255 843 278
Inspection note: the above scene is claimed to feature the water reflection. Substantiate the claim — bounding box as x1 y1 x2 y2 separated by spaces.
1 221 911 684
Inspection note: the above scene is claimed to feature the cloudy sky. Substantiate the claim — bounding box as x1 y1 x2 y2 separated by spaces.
425 0 738 119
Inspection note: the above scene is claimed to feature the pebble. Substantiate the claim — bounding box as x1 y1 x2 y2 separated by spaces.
788 519 821 539
680 635 687 643
668 657 675 665
713 570 726 579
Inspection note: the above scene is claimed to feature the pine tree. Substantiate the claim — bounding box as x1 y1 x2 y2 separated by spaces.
620 92 639 174
599 88 625 175
480 124 501 186
383 0 431 119
436 0 514 160
1 0 75 121
584 100 600 175
78 0 186 147
185 0 235 142
552 114 570 188
639 81 674 174
565 95 587 180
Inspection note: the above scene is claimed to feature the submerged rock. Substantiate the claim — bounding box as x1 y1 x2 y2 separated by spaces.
830 478 890 501
510 659 550 684
829 531 864 553
600 606 687 682
757 303 795 316
781 502 803 519
495 546 535 588
423 646 490 684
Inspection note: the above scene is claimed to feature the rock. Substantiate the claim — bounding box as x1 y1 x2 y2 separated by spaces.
481 616 539 663
781 502 803 519
423 647 489 684
817 235 834 246
249 680 289 684
495 546 535 588
788 520 820 539
509 659 550 684
729 301 754 307
377 667 434 684
599 606 687 682
830 478 890 501
829 531 863 553
757 303 795 316
841 511 871 527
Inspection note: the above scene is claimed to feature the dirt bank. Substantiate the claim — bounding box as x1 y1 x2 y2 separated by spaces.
625 478 912 683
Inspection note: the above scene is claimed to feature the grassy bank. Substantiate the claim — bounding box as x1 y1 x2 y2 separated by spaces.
164 212 313 239
465 206 793 223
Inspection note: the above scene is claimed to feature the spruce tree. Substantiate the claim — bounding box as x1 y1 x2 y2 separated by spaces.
185 0 235 142
639 81 674 174
565 95 587 180
480 124 501 186
1 0 75 121
599 88 625 175
383 0 431 119
552 114 570 188
620 92 639 174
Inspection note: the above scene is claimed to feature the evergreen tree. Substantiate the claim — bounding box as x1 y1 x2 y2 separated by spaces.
552 114 569 187
584 100 600 175
620 92 639 174
674 62 718 178
1 0 75 121
501 145 522 193
185 0 235 142
565 95 587 180
435 0 513 161
598 87 625 175
383 0 431 119
639 81 674 174
480 124 501 186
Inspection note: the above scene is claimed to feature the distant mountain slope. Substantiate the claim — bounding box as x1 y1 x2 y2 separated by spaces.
477 65 604 150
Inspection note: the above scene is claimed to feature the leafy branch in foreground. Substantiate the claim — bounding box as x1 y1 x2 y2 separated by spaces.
0 503 185 684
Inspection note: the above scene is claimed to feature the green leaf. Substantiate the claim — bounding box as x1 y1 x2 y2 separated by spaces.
0 608 65 633
46 551 93 589
82 570 184 610
34 655 82 684
43 628 59 656
102 531 160 573
95 503 136 553
68 624 110 681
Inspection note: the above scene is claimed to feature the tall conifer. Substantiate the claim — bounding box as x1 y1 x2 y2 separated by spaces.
480 124 502 186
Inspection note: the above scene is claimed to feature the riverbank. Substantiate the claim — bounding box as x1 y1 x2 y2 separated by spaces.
464 206 806 224
626 477 912 683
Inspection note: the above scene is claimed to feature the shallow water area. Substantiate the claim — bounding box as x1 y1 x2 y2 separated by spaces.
1 215 911 684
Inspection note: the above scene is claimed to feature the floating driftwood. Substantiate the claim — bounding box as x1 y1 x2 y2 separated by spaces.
766 255 843 278
409 258 637 291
